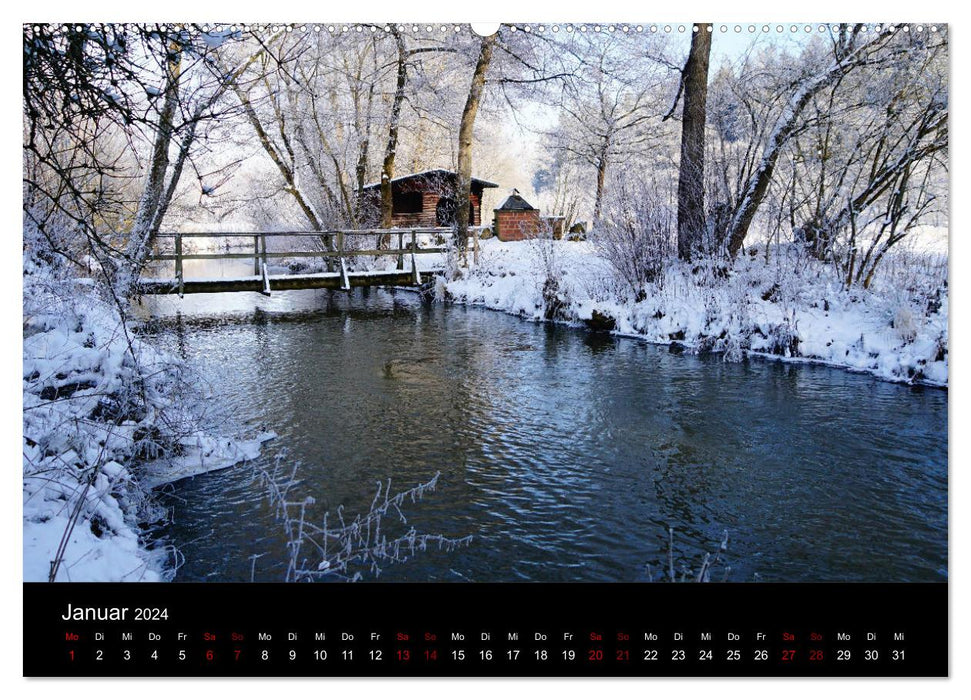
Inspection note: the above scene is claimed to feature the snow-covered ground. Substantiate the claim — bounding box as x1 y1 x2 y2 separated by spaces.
441 237 948 386
23 264 274 582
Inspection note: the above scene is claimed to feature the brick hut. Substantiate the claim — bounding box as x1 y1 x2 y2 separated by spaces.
357 169 498 228
493 190 541 241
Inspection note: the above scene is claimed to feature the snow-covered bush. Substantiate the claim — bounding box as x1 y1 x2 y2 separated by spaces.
24 265 165 580
528 228 571 321
594 180 674 300
893 306 919 343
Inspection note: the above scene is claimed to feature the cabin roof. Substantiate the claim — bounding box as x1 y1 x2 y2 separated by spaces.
361 168 499 191
496 190 537 211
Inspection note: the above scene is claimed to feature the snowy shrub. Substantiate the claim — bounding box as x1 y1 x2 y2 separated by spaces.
24 272 169 580
893 306 919 343
23 260 273 581
528 230 571 321
762 314 801 358
594 180 674 300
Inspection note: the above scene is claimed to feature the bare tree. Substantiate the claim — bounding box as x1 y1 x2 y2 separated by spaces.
597 175 674 299
722 24 899 258
788 32 948 287
378 27 409 228
372 26 470 229
24 23 267 290
546 30 671 226
705 52 796 253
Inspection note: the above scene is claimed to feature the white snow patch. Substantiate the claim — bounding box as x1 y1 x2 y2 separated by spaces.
442 237 948 387
139 431 277 489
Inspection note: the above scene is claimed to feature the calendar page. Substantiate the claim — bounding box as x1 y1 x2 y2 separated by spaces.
22 17 948 678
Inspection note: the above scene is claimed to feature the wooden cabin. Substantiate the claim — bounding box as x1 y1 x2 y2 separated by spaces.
493 190 541 241
357 169 498 228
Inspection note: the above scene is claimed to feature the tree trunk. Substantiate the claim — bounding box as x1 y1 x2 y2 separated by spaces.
355 43 377 208
149 111 200 235
676 24 711 261
592 148 609 225
381 29 408 229
455 32 496 259
127 39 182 266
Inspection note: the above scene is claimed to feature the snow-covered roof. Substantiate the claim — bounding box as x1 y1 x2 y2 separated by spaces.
496 190 537 211
361 168 499 190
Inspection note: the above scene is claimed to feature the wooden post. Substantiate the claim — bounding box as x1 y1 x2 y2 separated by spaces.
411 229 421 285
473 227 480 266
253 235 260 275
337 230 350 290
175 233 184 298
322 232 334 273
261 262 271 296
260 234 271 296
397 231 404 270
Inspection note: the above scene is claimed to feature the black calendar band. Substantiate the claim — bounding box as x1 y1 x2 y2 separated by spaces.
24 582 947 677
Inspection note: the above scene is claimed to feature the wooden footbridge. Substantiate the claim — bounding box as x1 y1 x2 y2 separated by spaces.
138 228 481 296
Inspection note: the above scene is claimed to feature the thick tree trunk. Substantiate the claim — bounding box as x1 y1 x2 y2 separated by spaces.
381 30 408 229
455 33 496 259
676 24 711 261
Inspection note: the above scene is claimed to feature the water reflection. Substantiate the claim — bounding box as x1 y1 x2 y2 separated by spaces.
142 285 947 583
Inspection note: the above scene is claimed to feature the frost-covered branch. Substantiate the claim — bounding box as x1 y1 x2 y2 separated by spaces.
254 460 472 582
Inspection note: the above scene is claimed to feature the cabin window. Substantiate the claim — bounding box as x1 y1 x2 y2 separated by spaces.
393 192 423 214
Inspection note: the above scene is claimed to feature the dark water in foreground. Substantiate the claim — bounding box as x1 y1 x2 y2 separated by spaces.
142 285 947 583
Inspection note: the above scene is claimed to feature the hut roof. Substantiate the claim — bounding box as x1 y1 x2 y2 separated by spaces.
361 169 499 191
496 189 537 211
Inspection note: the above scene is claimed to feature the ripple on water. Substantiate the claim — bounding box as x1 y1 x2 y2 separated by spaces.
144 287 947 583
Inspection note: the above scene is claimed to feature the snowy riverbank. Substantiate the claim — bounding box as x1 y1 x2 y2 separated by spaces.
23 265 274 582
441 238 948 387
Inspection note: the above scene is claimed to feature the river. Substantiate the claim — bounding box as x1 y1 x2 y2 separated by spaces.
140 263 947 583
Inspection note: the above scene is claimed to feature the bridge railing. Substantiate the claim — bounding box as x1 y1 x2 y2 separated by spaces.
148 227 485 296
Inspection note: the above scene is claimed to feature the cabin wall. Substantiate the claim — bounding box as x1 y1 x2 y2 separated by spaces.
357 184 483 228
388 192 439 228
494 210 541 241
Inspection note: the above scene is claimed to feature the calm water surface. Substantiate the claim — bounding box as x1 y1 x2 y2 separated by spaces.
141 265 947 583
